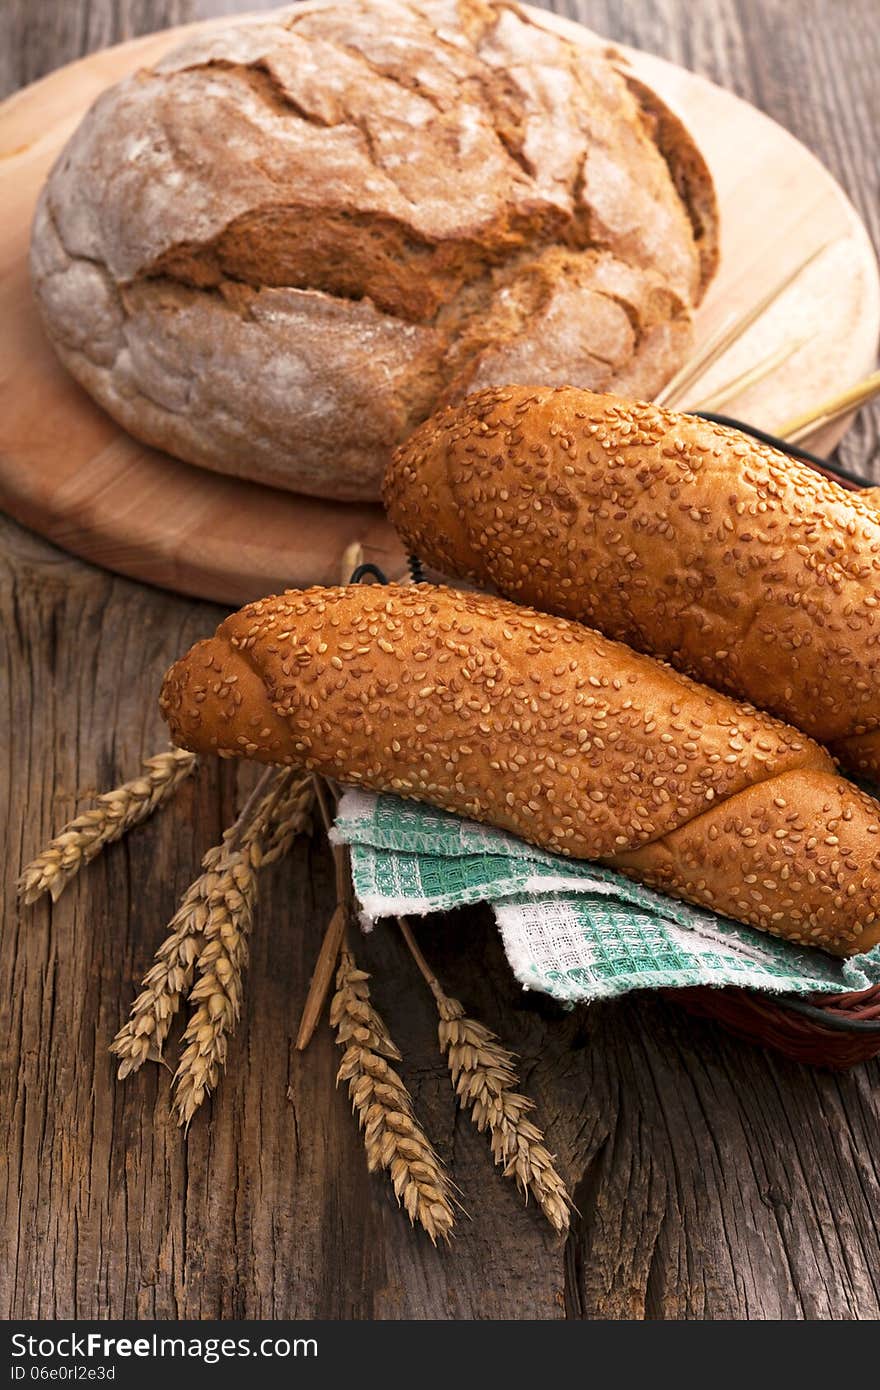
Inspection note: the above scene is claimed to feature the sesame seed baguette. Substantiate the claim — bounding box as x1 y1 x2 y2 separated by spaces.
160 584 880 957
384 385 880 780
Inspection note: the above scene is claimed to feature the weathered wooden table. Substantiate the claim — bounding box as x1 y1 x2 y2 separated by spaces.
2 0 879 1321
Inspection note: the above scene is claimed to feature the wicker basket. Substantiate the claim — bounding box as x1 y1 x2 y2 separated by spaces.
666 983 880 1069
404 430 880 1071
668 423 880 1069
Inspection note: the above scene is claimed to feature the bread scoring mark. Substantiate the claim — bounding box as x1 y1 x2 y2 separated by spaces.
131 0 708 332
133 16 701 304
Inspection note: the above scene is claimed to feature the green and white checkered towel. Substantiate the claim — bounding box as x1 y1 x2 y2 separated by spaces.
332 790 880 1005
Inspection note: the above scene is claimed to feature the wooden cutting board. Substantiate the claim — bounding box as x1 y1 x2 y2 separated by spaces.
1 4 877 606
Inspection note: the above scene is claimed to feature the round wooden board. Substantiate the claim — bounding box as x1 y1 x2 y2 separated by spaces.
1 4 878 606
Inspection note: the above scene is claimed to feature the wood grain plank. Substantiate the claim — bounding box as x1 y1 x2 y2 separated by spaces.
2 501 880 1320
0 1 195 98
2 0 880 1321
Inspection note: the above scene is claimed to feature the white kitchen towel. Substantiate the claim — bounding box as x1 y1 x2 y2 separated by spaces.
332 790 880 1005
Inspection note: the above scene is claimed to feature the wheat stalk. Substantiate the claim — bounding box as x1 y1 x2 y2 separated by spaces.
18 748 197 906
778 367 880 443
657 240 834 409
260 772 317 868
331 943 456 1244
437 994 573 1233
110 840 219 1079
689 336 808 413
172 769 313 1126
295 775 356 1051
397 917 573 1235
111 768 314 1120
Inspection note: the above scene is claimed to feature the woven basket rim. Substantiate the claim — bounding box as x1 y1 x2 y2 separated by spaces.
768 991 880 1033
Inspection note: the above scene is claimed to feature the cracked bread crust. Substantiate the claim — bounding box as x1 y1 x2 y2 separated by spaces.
30 0 718 500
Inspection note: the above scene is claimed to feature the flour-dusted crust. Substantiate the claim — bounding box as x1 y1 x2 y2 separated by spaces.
160 582 880 956
31 0 717 500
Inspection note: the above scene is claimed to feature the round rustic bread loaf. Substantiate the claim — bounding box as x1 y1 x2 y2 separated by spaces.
30 0 717 500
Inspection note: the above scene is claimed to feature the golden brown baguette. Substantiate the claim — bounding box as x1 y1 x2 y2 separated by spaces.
160 583 880 957
384 385 880 779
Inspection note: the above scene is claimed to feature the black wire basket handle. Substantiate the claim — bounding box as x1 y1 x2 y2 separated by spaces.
693 411 869 490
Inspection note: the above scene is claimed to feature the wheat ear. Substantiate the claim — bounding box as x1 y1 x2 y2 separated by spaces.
331 943 456 1244
110 838 219 1079
171 769 313 1126
18 748 197 906
397 917 573 1234
111 769 313 1114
